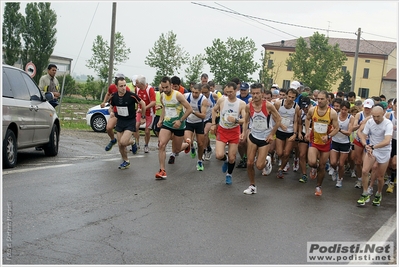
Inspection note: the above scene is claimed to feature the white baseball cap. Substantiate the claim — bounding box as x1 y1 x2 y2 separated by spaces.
290 81 301 90
363 99 374 108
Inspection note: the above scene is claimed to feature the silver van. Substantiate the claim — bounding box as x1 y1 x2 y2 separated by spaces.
2 65 61 168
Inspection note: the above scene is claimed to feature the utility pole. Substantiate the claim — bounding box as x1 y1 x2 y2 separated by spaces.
103 2 117 100
351 28 361 92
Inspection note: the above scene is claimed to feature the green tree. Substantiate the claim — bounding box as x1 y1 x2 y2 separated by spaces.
2 3 23 65
83 75 102 100
337 70 352 93
286 32 347 92
184 54 205 85
259 50 282 89
205 37 260 85
21 2 57 84
145 31 189 86
56 74 77 97
86 32 131 98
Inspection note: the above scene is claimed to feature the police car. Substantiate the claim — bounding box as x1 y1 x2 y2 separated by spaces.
86 103 146 132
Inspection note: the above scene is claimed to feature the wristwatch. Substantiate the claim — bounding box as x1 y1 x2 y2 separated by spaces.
327 135 331 139
370 145 374 150
235 118 239 124
141 115 146 119
192 111 196 115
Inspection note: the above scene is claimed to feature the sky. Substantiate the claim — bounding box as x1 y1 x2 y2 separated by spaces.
2 1 398 84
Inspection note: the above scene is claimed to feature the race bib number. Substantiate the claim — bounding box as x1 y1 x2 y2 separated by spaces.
252 116 267 131
116 106 129 117
165 107 178 118
281 117 290 127
314 122 328 134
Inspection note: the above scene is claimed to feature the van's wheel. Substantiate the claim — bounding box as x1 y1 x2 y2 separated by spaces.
44 124 59 156
3 129 17 168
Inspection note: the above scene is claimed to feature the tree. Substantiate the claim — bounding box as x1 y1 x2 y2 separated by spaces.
337 70 352 93
82 75 102 100
2 3 23 65
259 50 282 89
145 31 189 86
204 37 260 85
184 54 205 85
56 74 78 97
21 2 57 84
86 32 131 99
286 32 347 92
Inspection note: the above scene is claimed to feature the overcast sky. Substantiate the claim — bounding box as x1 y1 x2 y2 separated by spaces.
3 1 398 83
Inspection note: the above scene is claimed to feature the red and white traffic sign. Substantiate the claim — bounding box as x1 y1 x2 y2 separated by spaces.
25 62 36 78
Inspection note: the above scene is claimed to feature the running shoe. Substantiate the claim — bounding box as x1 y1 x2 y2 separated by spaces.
386 182 394 193
372 194 382 206
243 185 257 195
367 186 373 195
168 155 175 164
190 146 196 159
336 178 343 188
131 143 138 154
283 162 290 172
222 160 228 173
293 158 299 172
299 174 308 183
144 145 149 153
357 194 370 206
310 168 317 180
277 169 284 179
315 186 322 196
261 156 272 176
328 166 335 176
225 174 232 185
351 170 357 178
118 160 130 170
278 159 282 166
236 159 247 168
184 138 191 154
155 169 167 179
354 179 362 188
204 149 212 161
196 161 204 171
332 170 339 181
105 138 117 151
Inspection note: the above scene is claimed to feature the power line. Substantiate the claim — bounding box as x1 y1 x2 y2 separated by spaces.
191 2 357 36
71 2 99 74
213 2 297 38
361 31 396 41
360 37 397 59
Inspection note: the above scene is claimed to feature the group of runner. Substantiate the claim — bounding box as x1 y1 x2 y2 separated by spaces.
102 73 396 207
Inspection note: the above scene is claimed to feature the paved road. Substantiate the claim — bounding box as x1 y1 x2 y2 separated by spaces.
2 131 397 264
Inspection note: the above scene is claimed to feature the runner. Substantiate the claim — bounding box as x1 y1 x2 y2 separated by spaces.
305 91 339 196
201 83 219 161
133 75 156 154
210 82 246 185
242 83 281 194
329 101 354 188
352 99 374 188
385 98 397 193
274 88 300 178
155 76 193 179
182 83 209 171
297 96 311 183
356 105 393 206
103 74 131 151
108 77 146 169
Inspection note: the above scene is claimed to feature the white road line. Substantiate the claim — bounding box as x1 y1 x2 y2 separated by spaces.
349 212 397 265
3 164 73 175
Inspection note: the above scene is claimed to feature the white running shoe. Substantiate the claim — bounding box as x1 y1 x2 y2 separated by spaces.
262 156 273 176
243 185 257 195
328 167 335 176
367 186 373 195
283 162 290 172
351 170 357 178
332 170 339 181
293 158 299 172
336 178 343 188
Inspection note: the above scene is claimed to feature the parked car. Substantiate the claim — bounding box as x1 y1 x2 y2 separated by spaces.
86 103 146 132
2 65 61 168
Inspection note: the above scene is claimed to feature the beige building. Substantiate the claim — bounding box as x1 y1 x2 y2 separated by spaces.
262 37 397 99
